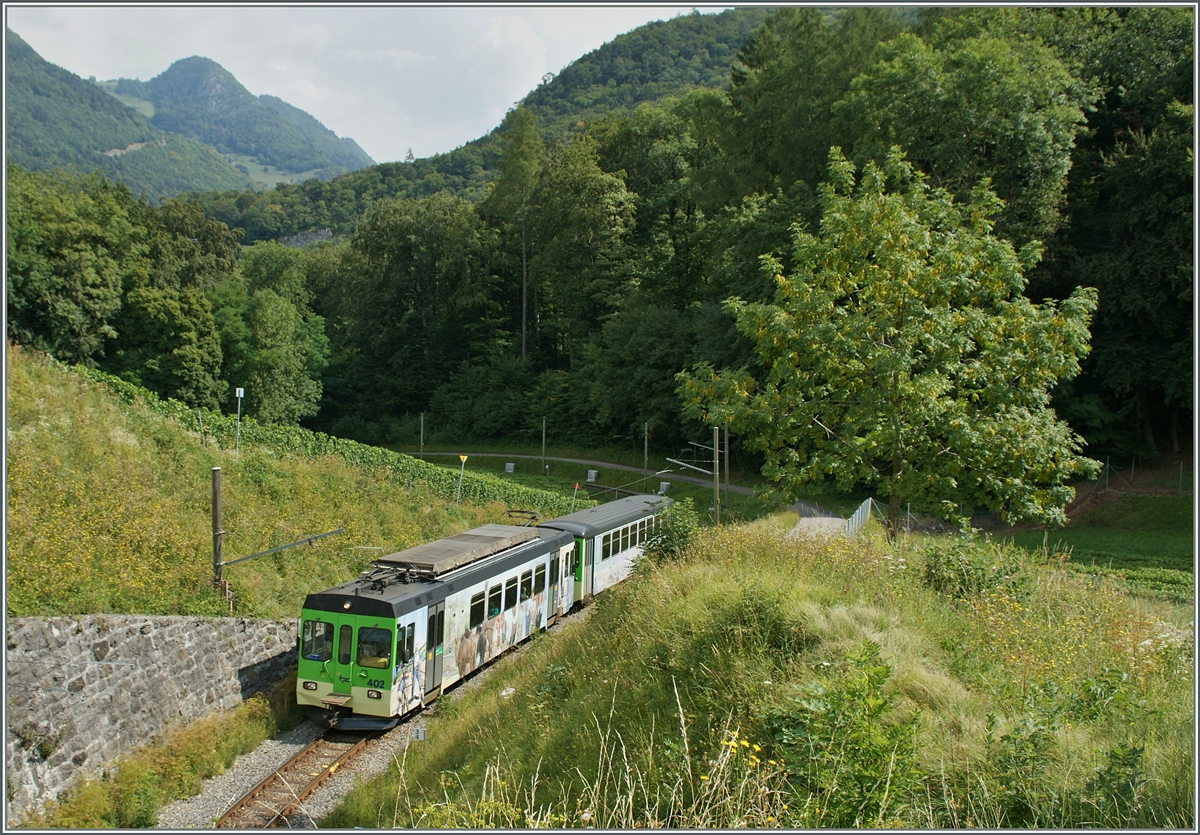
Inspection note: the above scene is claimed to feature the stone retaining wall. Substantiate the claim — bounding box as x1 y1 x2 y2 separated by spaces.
4 615 297 823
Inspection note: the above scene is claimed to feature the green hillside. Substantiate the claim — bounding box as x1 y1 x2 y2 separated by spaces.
189 7 776 242
522 7 772 141
114 56 374 175
4 29 251 200
5 342 585 619
258 93 374 170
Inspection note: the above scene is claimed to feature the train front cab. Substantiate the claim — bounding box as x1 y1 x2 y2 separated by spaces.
297 600 436 730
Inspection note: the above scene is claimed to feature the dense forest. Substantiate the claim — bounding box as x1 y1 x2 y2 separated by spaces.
6 7 1193 515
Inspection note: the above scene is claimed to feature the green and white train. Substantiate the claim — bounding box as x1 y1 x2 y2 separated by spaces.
296 494 671 729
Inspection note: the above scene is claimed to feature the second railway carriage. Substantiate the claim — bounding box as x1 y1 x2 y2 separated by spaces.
296 494 672 729
537 494 672 603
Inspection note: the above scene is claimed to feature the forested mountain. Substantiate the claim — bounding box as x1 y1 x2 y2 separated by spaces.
8 7 1192 489
4 29 251 200
113 57 374 176
188 7 779 242
522 8 771 141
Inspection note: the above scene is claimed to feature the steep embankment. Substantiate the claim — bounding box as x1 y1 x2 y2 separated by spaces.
6 343 586 619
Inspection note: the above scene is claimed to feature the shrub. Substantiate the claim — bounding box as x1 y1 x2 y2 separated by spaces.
642 497 699 564
769 640 921 827
922 538 1027 600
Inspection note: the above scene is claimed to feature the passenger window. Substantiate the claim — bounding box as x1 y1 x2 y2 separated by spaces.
470 592 485 629
520 570 532 601
357 626 392 669
549 556 559 585
639 519 647 544
405 624 415 663
301 620 334 662
622 525 630 552
534 564 546 594
488 585 502 618
337 624 352 665
504 576 518 611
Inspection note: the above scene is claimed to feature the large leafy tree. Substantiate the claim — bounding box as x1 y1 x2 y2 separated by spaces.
679 150 1099 530
228 241 330 424
106 200 240 409
480 107 544 359
530 135 635 368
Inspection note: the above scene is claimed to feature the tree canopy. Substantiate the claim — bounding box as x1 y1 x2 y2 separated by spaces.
679 150 1100 528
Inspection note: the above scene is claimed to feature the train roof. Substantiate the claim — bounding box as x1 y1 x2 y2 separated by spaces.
301 526 572 619
375 524 537 574
537 493 671 538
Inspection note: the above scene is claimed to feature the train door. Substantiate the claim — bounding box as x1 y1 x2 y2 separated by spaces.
572 537 585 603
326 616 357 703
424 601 446 700
548 552 561 622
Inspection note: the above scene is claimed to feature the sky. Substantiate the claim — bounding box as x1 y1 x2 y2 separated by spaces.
6 4 733 165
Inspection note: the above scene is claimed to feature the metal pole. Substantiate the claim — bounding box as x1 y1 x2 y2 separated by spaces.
420 413 424 460
456 455 467 506
235 397 242 452
542 416 546 477
643 422 648 493
713 426 720 526
724 423 729 511
212 467 222 584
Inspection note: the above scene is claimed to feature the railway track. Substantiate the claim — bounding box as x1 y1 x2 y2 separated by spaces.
214 729 381 828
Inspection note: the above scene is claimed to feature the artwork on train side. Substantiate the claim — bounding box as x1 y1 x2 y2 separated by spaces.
395 657 422 710
448 588 550 680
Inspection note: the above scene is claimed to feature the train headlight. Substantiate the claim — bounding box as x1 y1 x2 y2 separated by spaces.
302 681 318 691
367 690 382 700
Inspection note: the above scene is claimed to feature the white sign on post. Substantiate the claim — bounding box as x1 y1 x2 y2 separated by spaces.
235 387 244 398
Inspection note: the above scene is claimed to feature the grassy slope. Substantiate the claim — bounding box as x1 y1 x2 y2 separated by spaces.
326 518 1193 829
5 343 580 619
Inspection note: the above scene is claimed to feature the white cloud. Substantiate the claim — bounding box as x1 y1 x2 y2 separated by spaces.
6 5 727 164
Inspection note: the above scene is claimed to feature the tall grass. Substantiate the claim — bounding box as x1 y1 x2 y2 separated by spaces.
324 521 1193 829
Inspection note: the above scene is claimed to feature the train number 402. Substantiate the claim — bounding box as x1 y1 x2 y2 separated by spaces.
366 678 387 688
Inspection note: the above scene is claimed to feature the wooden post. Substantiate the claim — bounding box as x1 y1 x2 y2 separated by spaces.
212 467 222 584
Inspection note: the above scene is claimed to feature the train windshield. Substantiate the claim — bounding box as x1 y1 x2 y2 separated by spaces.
356 626 392 669
301 620 334 662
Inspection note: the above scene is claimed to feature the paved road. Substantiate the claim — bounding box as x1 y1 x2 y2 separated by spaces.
406 450 843 520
